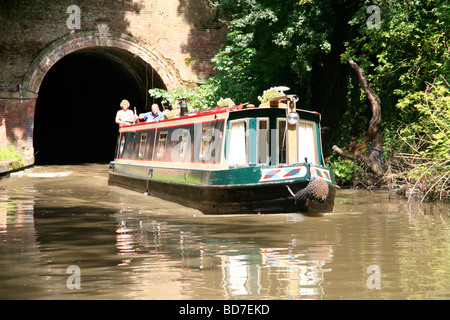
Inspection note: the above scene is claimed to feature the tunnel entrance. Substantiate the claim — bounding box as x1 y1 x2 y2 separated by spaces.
33 47 166 165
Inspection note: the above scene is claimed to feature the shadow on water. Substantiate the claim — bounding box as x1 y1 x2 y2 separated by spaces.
0 164 448 299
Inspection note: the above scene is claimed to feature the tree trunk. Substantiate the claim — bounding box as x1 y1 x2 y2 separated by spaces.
348 59 384 176
332 59 385 177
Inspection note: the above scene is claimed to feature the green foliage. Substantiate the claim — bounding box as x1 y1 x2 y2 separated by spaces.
257 87 283 103
216 97 235 107
339 1 449 195
0 144 25 167
343 0 449 84
208 0 334 107
342 0 449 130
329 159 363 186
209 30 258 104
397 80 450 160
0 144 21 161
148 84 218 110
395 79 450 198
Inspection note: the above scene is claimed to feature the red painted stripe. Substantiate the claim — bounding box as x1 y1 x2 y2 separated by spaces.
120 118 225 133
120 107 234 132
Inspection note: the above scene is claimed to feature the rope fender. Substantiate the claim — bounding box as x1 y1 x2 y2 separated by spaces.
286 178 329 204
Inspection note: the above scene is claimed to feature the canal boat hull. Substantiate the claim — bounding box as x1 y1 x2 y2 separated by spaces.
108 162 337 215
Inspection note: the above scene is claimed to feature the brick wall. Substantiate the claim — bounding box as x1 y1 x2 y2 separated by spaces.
0 0 227 156
0 0 226 93
0 98 36 155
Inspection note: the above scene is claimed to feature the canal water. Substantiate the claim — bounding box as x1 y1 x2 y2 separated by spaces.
0 164 448 300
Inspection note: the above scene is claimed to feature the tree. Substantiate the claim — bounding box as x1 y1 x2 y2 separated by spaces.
147 1 448 197
333 59 385 177
394 78 450 200
208 0 334 107
342 0 449 130
339 0 449 194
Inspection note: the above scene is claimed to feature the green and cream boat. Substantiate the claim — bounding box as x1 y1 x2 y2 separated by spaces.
108 91 338 214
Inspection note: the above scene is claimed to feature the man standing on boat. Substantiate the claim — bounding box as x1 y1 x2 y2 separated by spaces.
139 103 164 122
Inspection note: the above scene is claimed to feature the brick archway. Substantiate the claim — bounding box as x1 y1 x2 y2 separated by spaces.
22 31 183 96
18 31 185 164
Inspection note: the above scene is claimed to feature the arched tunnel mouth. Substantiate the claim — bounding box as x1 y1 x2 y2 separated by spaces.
33 47 166 165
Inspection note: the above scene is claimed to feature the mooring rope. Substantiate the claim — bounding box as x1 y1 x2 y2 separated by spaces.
369 146 405 171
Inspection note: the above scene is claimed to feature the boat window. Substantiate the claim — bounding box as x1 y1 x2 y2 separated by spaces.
138 133 147 159
227 119 248 166
278 119 287 164
156 131 168 159
257 118 269 165
298 120 318 164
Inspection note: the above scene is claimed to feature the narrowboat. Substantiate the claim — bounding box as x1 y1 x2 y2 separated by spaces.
108 92 338 215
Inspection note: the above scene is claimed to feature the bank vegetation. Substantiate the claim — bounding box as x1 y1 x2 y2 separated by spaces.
150 0 449 201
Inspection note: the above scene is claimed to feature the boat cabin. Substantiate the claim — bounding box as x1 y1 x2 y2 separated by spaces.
109 93 336 214
114 96 324 170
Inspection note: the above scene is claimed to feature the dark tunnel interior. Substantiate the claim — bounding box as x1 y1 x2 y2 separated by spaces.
34 47 166 165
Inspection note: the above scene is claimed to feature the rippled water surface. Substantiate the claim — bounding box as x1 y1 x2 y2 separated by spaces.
0 164 448 299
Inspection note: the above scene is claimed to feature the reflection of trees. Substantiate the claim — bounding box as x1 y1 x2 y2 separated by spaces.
395 208 450 299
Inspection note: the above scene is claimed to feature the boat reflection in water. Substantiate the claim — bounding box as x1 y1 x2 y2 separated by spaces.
113 211 333 299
